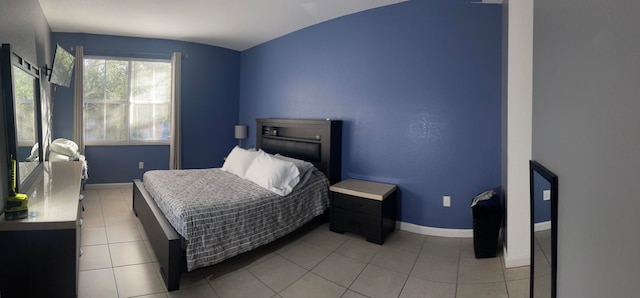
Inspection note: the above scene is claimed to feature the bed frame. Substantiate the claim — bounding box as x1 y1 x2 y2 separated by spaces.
132 118 342 291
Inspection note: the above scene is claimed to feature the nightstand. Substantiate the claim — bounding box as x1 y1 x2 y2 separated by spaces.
329 179 397 244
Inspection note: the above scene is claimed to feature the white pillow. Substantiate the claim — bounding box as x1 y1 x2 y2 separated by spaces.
274 154 315 187
50 138 79 158
221 146 259 178
25 143 39 161
274 154 314 173
245 150 300 196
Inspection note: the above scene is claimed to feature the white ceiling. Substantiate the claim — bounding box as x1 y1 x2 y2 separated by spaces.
38 0 407 51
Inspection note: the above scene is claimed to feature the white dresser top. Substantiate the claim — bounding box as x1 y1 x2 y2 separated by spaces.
0 161 83 231
330 179 397 201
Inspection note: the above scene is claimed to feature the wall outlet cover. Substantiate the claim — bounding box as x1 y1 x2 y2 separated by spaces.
443 196 451 207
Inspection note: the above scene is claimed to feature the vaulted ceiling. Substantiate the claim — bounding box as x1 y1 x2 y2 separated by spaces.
38 0 407 51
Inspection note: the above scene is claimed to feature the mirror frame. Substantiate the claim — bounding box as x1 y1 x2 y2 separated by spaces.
529 160 558 298
1 43 44 193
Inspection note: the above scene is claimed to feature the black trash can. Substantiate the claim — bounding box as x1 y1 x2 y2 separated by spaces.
471 190 503 258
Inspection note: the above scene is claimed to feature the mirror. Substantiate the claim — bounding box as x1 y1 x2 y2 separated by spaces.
530 160 558 298
1 44 43 192
13 65 39 183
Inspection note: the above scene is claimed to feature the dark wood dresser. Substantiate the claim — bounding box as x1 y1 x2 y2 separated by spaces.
0 162 84 297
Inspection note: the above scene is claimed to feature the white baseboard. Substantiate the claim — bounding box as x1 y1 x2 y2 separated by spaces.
534 221 551 232
502 243 531 268
84 182 133 190
501 221 548 268
503 254 530 267
398 221 474 238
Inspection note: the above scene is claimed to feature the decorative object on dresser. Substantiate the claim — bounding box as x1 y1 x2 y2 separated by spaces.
329 179 397 244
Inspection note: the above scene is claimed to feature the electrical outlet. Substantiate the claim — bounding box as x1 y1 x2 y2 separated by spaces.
443 196 451 207
543 189 551 201
138 162 144 169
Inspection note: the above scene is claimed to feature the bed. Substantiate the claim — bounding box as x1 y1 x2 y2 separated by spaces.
132 118 342 291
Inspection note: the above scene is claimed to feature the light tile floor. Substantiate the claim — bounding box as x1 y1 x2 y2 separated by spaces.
78 185 534 298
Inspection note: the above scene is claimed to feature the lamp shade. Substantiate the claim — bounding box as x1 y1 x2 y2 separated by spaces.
234 125 247 139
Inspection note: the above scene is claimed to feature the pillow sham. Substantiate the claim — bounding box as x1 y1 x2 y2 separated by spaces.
245 150 300 196
274 154 314 173
221 146 259 178
274 153 315 187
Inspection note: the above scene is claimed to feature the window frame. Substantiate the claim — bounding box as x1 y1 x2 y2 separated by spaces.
83 55 172 146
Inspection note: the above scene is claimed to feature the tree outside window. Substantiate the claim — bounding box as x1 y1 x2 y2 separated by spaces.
83 57 171 144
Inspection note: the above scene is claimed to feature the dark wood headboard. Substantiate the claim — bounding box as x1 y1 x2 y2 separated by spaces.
256 118 342 184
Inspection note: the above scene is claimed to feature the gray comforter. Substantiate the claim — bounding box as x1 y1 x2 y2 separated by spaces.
142 168 329 271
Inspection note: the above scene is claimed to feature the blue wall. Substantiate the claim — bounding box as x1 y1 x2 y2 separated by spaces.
51 33 240 183
84 146 170 183
49 1 503 229
239 1 502 228
533 171 551 223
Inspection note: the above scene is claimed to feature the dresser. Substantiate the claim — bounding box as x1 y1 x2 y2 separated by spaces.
329 179 397 244
0 161 84 297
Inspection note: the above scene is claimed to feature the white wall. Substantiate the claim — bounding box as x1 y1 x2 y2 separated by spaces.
502 0 533 268
533 0 640 296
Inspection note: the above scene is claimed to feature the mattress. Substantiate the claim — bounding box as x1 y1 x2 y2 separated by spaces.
142 168 329 271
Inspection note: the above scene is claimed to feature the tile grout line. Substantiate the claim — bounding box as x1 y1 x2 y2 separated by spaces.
455 244 462 297
342 235 377 295
396 249 421 297
276 241 336 295
97 193 121 297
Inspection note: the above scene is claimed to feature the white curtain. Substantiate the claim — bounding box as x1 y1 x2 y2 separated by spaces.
169 52 182 170
40 75 52 160
73 46 84 154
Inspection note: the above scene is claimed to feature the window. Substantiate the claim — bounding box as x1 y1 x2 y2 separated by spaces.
83 57 171 144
